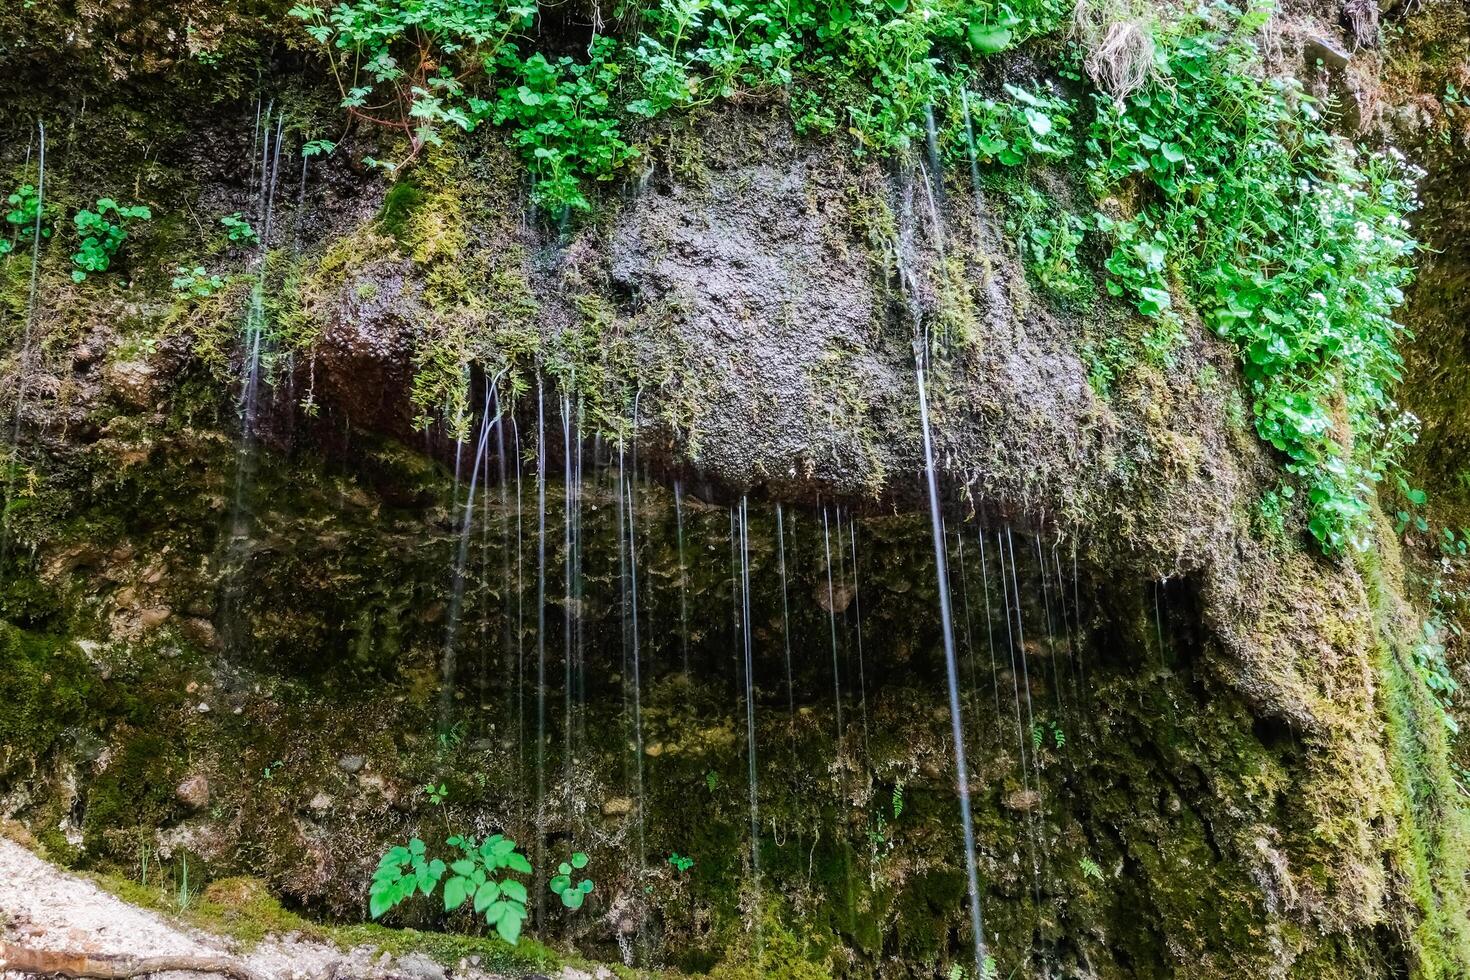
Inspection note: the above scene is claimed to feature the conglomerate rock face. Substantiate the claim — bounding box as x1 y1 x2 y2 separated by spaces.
0 2 1467 978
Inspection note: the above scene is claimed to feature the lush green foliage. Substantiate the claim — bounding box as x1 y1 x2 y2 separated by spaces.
667 851 695 874
963 83 1075 167
491 39 632 213
71 199 151 282
1006 188 1089 301
1083 5 1419 552
220 213 260 245
1 183 48 256
547 851 594 910
289 0 1070 209
285 0 1421 557
370 833 533 944
172 266 226 298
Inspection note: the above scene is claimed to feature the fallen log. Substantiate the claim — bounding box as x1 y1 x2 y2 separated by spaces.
0 941 268 980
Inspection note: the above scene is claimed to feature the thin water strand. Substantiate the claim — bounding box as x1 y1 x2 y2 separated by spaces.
916 365 989 978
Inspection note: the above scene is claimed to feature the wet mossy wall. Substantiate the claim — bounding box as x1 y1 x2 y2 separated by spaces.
0 413 1460 978
2 2 1470 978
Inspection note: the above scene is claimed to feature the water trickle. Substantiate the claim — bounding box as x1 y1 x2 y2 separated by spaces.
737 498 763 963
776 503 796 736
1035 535 1067 719
953 525 981 710
438 385 498 733
512 417 526 808
821 506 845 749
846 513 871 759
1 118 45 568
622 459 648 961
562 391 577 826
978 530 1003 721
535 381 548 924
220 104 286 655
916 364 990 977
997 529 1042 917
674 478 690 675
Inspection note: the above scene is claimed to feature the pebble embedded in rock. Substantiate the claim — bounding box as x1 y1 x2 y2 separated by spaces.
601 797 634 817
337 754 366 773
175 774 210 810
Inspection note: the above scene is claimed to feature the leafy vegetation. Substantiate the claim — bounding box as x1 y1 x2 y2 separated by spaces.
220 213 259 245
963 83 1076 167
1083 4 1420 552
370 833 533 944
172 266 226 298
71 199 152 282
547 851 594 910
1 183 47 256
1006 187 1090 301
288 0 1071 210
280 1 1422 559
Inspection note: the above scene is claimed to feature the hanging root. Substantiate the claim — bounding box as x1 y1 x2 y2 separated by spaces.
1072 0 1157 99
1342 0 1379 49
0 941 269 980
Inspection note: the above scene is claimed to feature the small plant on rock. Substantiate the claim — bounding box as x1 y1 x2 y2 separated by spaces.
172 266 226 298
220 212 260 245
370 833 533 944
71 198 151 282
549 851 594 910
1 183 48 256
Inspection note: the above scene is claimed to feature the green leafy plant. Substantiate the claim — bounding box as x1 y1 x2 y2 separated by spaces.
891 780 905 820
1 183 48 256
491 38 633 214
172 266 226 299
1085 5 1419 553
370 833 533 944
288 0 534 169
423 782 448 804
176 854 193 911
1007 187 1090 301
1411 619 1460 736
71 198 151 282
965 83 1076 167
548 851 594 910
1031 720 1064 750
1079 856 1104 881
290 0 1073 214
220 212 260 245
261 759 284 780
667 852 694 874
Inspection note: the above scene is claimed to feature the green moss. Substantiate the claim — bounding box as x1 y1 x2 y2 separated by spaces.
1380 640 1470 978
0 622 94 782
93 872 561 975
379 179 428 247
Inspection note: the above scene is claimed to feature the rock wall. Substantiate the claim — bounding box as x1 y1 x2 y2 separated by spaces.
0 1 1468 977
